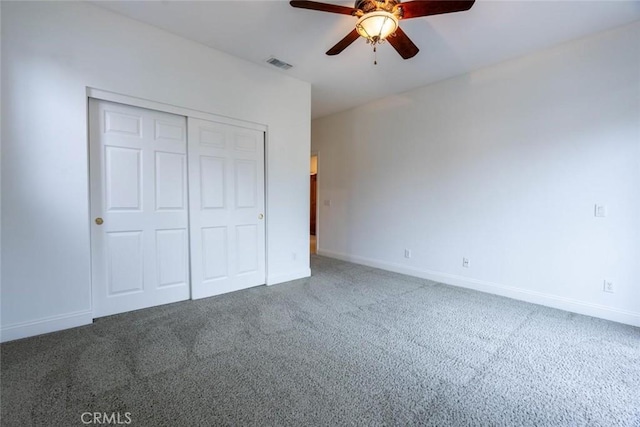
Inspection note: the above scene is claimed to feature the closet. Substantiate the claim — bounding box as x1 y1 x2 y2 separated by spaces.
89 99 265 317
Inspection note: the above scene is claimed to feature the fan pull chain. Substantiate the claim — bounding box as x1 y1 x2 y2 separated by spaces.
373 45 377 65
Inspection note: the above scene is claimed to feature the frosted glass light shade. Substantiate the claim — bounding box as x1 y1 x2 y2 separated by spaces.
355 11 398 42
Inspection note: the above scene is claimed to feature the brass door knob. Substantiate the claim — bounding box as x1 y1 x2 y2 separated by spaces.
95 217 104 225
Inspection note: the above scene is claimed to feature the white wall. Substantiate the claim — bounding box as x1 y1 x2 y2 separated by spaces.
1 1 311 341
312 21 640 326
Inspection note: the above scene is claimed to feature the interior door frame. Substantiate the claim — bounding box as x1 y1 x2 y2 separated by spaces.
311 150 319 251
86 87 269 315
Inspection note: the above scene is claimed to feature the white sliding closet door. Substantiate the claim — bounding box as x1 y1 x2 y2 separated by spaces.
90 99 190 317
188 118 266 299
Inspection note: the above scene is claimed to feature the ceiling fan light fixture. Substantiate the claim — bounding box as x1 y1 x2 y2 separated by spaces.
355 11 398 44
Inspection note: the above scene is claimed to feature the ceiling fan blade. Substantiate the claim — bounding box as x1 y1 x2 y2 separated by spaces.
290 1 357 15
326 29 361 55
399 0 475 19
387 27 419 59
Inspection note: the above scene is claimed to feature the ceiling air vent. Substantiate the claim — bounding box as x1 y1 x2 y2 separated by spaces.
266 57 293 70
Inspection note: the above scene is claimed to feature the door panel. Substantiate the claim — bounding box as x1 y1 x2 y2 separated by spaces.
156 228 188 288
236 224 258 274
105 110 142 136
188 118 265 299
200 156 226 208
155 152 186 210
235 160 257 208
155 120 185 142
202 226 228 280
105 147 142 211
90 99 190 317
106 231 144 295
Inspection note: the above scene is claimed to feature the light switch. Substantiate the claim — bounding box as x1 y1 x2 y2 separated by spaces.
594 204 607 218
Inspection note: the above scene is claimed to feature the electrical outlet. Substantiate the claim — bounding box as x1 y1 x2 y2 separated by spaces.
462 257 470 268
404 249 412 259
603 279 615 293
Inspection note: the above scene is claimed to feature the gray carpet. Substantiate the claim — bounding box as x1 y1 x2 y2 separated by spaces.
2 255 639 426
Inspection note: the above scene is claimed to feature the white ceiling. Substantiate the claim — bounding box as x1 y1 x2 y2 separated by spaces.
92 0 640 118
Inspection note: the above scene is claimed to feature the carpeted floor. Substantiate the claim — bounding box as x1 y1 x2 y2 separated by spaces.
2 255 639 426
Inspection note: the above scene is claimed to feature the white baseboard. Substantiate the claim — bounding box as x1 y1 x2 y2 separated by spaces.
1 268 312 342
267 268 311 286
317 249 640 328
1 310 93 343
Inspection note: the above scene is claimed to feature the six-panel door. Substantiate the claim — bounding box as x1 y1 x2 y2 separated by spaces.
90 99 191 317
188 118 266 299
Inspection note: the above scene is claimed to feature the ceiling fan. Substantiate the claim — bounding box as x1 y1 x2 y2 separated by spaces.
290 0 475 61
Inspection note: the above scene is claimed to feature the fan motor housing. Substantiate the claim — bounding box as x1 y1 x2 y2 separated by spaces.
355 0 400 14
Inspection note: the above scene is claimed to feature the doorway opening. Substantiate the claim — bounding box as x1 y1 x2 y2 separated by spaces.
310 154 318 254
